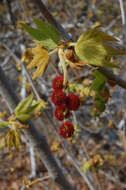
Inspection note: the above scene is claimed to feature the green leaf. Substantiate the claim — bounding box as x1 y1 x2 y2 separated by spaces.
75 26 126 68
0 121 9 128
91 70 107 92
15 113 33 122
15 94 47 122
21 24 44 41
33 18 60 44
95 98 106 112
21 19 61 50
15 94 34 115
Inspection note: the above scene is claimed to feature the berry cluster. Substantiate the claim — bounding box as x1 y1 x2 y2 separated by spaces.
51 75 80 138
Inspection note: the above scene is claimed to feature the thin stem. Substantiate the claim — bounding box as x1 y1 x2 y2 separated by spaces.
118 0 126 35
1 43 40 100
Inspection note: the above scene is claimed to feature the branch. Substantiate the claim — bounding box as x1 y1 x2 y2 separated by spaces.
33 0 72 40
118 0 126 36
99 67 126 89
6 0 16 29
33 0 126 90
0 65 76 190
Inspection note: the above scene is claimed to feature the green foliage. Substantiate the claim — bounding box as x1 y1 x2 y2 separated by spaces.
21 19 61 50
91 70 107 92
26 43 49 80
91 70 109 116
75 26 126 68
6 128 21 151
83 154 103 173
15 94 47 122
0 121 9 128
83 160 92 173
33 18 60 44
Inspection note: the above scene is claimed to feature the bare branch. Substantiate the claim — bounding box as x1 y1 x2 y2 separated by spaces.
118 0 126 36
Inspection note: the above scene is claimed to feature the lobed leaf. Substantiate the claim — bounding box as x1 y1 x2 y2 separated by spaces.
33 18 60 44
75 26 126 68
21 19 60 50
27 43 49 80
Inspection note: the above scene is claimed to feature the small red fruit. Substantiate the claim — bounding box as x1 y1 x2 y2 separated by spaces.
59 121 74 138
55 105 70 121
52 75 64 90
51 90 67 106
67 93 80 111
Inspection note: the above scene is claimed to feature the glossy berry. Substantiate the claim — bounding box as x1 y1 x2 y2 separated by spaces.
59 121 74 138
55 105 70 121
52 75 64 90
67 93 80 111
51 90 67 106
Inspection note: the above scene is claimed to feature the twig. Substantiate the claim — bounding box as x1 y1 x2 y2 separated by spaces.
118 0 126 36
32 0 72 40
29 139 37 179
100 170 126 188
6 0 16 29
20 65 37 179
1 43 40 100
43 110 97 190
99 67 126 89
21 176 50 190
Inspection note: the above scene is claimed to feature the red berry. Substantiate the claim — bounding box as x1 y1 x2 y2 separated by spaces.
52 75 64 90
67 93 80 111
59 121 74 138
51 90 67 106
55 105 70 121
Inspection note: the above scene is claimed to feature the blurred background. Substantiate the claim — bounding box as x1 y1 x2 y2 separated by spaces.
0 0 126 189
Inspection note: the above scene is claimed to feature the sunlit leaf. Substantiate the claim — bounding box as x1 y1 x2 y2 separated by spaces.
0 137 5 149
27 43 49 80
15 94 34 114
83 154 103 173
21 19 60 50
6 128 21 151
75 26 126 68
0 121 9 128
15 94 47 122
82 160 92 173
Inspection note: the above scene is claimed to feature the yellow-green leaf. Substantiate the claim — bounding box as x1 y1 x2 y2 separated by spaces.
15 113 33 122
15 94 34 114
0 121 9 128
75 26 126 68
15 94 47 122
27 43 49 80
